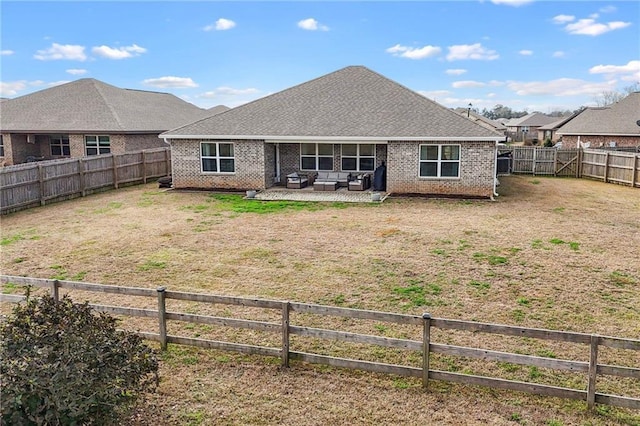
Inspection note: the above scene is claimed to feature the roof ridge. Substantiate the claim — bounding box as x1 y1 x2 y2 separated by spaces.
91 79 126 131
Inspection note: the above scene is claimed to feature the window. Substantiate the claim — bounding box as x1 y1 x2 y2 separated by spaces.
0 135 4 157
85 135 110 155
419 144 460 178
300 143 333 171
341 144 375 172
201 142 235 173
50 135 70 157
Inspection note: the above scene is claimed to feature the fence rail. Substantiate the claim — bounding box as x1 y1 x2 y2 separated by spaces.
0 148 171 214
502 147 639 188
1 275 638 411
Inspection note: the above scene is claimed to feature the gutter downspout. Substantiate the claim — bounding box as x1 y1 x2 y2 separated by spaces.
492 140 500 200
275 143 281 184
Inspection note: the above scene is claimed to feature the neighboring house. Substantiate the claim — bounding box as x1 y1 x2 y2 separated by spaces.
208 105 230 115
453 108 507 135
161 66 504 198
536 113 580 144
556 92 640 149
505 113 560 143
0 79 211 166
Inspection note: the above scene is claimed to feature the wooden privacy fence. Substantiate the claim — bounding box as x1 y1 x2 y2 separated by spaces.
1 275 638 411
0 148 171 214
504 147 640 187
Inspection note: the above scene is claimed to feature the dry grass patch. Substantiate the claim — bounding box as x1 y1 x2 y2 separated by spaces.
1 176 639 425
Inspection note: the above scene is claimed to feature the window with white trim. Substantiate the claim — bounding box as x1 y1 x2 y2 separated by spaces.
201 142 235 173
50 135 70 157
419 144 460 178
341 144 375 172
300 143 333 171
85 135 110 155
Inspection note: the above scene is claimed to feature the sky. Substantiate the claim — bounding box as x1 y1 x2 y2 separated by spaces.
1 1 639 114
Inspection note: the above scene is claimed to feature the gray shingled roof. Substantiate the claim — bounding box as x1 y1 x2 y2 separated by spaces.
506 112 560 127
162 66 502 139
0 79 209 133
558 92 640 135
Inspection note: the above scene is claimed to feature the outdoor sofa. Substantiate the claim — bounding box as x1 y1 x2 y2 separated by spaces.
314 172 352 187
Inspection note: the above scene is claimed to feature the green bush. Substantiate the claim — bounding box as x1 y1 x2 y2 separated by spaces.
1 294 158 425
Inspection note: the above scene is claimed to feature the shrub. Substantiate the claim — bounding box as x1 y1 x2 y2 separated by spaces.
1 294 158 425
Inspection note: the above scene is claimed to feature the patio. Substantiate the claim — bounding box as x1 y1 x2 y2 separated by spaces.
251 186 388 203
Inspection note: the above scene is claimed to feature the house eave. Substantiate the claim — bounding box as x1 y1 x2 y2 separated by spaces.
557 132 640 137
160 134 503 142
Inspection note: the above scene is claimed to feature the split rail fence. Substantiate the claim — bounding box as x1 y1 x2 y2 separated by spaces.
504 147 639 188
0 148 171 214
1 275 638 411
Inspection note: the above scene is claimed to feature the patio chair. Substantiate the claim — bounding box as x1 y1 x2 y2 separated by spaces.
286 173 308 189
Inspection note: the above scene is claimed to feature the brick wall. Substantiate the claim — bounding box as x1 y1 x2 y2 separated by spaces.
170 139 266 190
387 141 496 198
561 135 640 149
122 134 168 151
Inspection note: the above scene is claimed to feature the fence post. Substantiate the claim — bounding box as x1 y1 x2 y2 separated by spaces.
112 154 119 189
587 335 599 409
50 279 59 302
38 163 45 206
603 152 610 183
165 148 171 176
632 155 639 188
78 158 86 197
142 151 148 184
281 301 290 367
422 313 431 389
157 287 167 351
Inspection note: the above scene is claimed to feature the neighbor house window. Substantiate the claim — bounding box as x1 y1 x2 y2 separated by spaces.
301 143 333 171
0 135 4 157
419 144 460 178
341 144 375 172
50 135 70 157
201 142 235 173
85 135 110 155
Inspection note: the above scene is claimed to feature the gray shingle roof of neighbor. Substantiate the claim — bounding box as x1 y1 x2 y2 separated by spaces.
453 108 507 131
505 112 560 127
0 78 209 133
162 66 503 140
558 92 640 135
207 105 230 115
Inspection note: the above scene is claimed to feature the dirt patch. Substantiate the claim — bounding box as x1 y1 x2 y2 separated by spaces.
2 176 639 425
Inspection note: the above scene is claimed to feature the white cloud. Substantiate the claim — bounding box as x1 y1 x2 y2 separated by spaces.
552 14 575 24
589 60 640 82
66 69 88 75
386 44 441 59
564 18 631 36
199 86 260 98
599 5 617 14
452 80 486 89
297 18 329 31
1 50 14 56
47 80 70 88
507 78 617 96
519 50 533 56
445 69 467 76
490 0 534 6
204 18 237 31
417 90 452 100
446 43 499 61
552 51 565 58
92 44 146 59
0 81 28 97
34 43 86 61
143 76 198 88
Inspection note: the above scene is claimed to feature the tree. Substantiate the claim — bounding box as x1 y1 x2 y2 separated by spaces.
481 104 528 120
1 294 159 425
592 83 640 107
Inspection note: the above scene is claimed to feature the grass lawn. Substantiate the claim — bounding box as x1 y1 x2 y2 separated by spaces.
1 175 639 425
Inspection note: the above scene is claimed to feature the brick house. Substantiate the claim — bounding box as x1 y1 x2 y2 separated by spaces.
161 66 504 198
0 79 211 166
504 113 561 143
556 92 640 149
